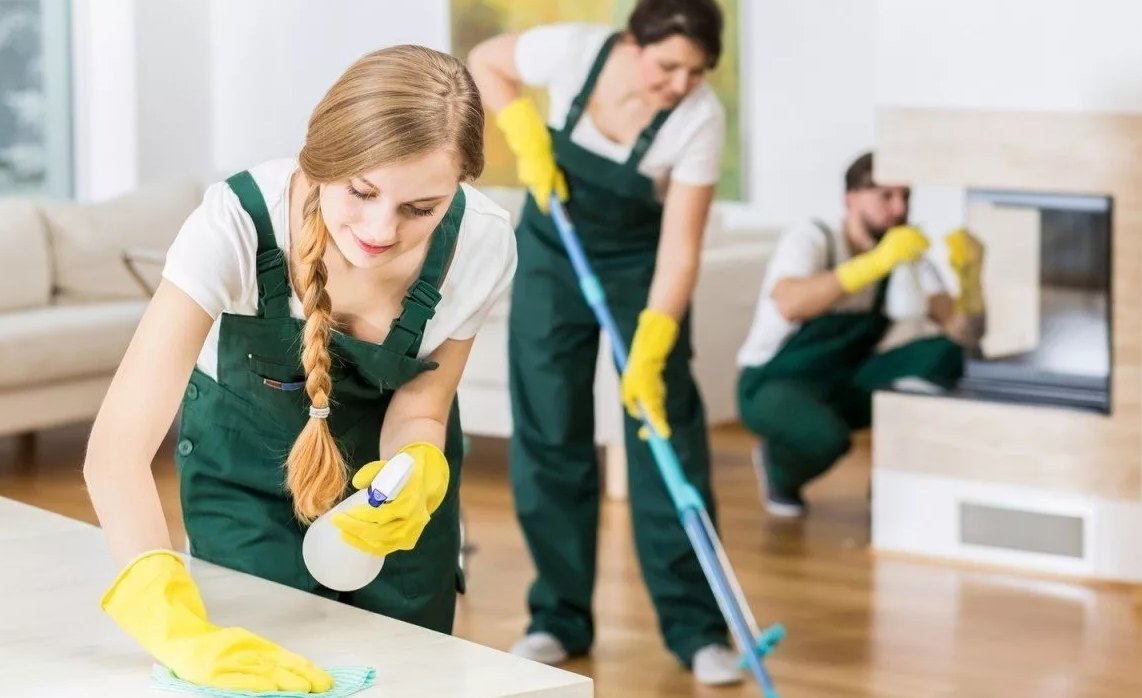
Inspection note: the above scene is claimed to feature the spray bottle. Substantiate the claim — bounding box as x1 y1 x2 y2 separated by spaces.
302 453 415 592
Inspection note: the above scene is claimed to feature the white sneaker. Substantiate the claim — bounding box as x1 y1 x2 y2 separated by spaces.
692 644 745 686
509 632 569 665
752 444 806 518
892 376 946 394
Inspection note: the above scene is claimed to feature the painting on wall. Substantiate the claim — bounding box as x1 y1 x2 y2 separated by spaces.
450 0 743 201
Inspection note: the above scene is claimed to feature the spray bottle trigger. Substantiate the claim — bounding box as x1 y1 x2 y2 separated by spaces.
365 453 416 507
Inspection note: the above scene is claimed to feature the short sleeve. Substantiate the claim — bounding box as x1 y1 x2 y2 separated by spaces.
515 23 598 88
759 223 830 296
161 182 256 319
448 210 518 341
670 99 727 186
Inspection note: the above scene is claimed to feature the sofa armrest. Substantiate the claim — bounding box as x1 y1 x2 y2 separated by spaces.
690 240 774 425
121 247 167 297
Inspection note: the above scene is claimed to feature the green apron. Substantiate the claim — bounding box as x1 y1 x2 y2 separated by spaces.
507 33 727 665
737 221 964 494
176 170 467 633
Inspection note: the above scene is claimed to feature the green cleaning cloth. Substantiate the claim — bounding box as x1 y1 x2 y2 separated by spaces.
149 665 376 698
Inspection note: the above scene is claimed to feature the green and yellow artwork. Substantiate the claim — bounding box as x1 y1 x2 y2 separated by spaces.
450 0 743 200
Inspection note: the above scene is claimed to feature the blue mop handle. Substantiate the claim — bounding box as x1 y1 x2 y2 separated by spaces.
550 197 783 697
548 198 703 514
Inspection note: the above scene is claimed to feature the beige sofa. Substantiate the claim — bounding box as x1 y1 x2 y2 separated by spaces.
0 179 204 440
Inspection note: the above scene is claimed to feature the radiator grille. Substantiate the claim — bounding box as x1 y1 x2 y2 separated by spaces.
959 502 1085 558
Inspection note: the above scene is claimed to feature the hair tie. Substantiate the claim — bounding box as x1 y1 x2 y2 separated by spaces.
308 405 330 419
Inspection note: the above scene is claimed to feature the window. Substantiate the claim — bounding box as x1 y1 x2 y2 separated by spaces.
0 0 72 197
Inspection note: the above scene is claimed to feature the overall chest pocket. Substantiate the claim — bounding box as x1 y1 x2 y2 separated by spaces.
248 354 306 391
247 353 353 390
247 352 385 431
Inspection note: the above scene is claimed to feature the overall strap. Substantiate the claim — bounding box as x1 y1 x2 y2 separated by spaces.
225 170 291 319
871 266 891 313
624 108 673 170
381 186 466 358
563 33 620 135
811 219 837 269
563 33 675 171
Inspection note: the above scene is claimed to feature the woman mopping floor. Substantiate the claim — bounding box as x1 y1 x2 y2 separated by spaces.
469 0 742 686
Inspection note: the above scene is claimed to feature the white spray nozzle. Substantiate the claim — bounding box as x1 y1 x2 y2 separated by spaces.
365 453 415 507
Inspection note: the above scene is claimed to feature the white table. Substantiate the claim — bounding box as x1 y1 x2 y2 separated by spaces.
0 498 592 697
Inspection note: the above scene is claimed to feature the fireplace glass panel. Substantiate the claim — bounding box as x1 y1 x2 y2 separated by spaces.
956 190 1111 414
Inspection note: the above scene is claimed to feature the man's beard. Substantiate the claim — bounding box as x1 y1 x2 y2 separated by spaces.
865 216 904 242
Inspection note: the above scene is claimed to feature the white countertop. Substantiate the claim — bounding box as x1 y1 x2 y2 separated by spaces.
0 498 592 698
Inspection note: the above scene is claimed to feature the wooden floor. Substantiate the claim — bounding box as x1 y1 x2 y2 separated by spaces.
2 422 1141 698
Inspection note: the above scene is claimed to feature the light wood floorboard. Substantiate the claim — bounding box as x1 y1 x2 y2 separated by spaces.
1 424 1140 697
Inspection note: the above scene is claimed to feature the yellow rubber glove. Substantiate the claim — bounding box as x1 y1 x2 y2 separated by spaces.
622 309 678 440
495 97 569 213
946 227 985 316
834 225 930 293
332 442 450 557
101 550 333 693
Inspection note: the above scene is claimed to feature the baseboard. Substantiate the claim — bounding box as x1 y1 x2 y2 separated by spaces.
872 468 1142 582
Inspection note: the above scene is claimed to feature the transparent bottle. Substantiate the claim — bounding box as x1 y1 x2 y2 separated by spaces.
302 453 415 592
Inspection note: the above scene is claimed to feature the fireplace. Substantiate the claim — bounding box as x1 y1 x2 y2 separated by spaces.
955 189 1112 414
870 101 1142 584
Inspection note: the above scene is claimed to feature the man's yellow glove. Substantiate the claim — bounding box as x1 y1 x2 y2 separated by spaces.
622 309 678 440
946 227 985 316
101 550 333 693
834 225 930 293
495 97 568 213
332 442 450 557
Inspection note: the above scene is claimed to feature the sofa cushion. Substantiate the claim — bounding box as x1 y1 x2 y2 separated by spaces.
39 179 202 303
475 186 527 228
0 301 147 390
0 198 52 312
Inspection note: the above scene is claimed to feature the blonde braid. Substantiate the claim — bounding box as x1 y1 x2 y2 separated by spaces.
282 44 488 522
284 184 347 523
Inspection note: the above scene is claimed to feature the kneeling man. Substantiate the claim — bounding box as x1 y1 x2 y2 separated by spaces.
736 152 984 517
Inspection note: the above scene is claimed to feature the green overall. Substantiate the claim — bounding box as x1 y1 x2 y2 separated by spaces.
175 170 467 633
508 33 727 665
737 221 964 494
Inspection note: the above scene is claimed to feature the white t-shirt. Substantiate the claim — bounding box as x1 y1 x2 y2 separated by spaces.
514 22 726 196
736 220 948 368
162 158 517 381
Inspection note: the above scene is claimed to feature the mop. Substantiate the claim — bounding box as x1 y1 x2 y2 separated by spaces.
548 197 785 697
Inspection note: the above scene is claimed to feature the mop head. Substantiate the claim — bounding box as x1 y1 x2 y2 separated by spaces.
739 623 786 669
149 665 376 698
